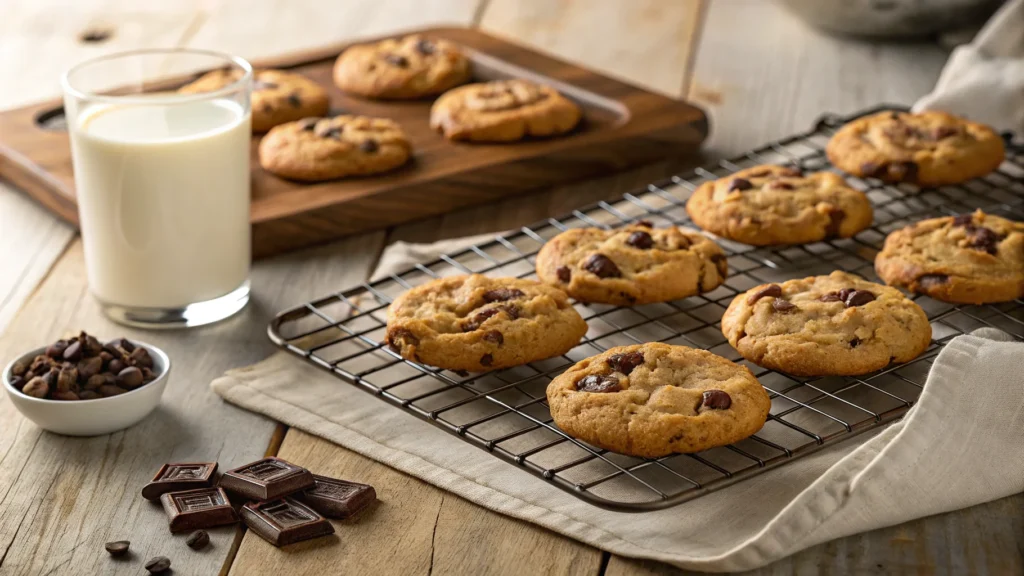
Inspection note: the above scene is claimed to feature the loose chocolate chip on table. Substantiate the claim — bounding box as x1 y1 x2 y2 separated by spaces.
825 208 845 237
385 54 409 67
287 93 302 108
105 540 130 557
186 530 210 550
145 556 171 574
359 139 379 153
22 377 49 398
844 290 876 307
727 178 753 192
45 340 68 359
556 266 571 283
700 389 732 410
482 330 504 345
576 374 621 393
480 353 493 367
917 274 950 288
772 299 796 312
607 351 644 375
117 366 144 389
583 254 621 278
626 231 654 249
415 39 435 54
63 340 82 362
483 288 525 302
746 284 782 305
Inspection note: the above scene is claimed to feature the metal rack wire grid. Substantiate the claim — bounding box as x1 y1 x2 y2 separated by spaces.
268 105 1024 512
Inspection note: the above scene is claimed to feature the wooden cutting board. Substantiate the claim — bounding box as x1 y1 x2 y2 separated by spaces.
0 27 707 258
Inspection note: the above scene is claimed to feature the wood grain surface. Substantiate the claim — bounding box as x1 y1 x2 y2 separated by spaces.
1 0 1021 575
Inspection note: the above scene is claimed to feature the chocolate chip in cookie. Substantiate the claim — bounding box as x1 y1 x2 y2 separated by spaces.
384 54 409 68
964 226 1001 254
700 389 732 410
626 231 654 249
359 139 379 153
747 284 782 304
583 254 621 279
483 288 525 303
728 178 753 192
576 374 621 393
556 266 572 283
607 351 644 375
772 299 796 312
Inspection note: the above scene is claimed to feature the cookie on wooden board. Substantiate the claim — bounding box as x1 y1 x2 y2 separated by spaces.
430 79 581 142
179 69 329 133
333 35 471 99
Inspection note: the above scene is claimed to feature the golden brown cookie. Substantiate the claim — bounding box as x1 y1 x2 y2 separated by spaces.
686 165 874 246
535 223 727 305
333 35 471 99
179 69 329 133
825 110 1004 186
875 211 1024 304
385 275 587 372
258 115 412 181
430 79 581 142
546 343 771 458
721 271 931 376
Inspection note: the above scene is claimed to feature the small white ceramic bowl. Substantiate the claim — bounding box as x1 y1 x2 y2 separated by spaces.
2 340 170 436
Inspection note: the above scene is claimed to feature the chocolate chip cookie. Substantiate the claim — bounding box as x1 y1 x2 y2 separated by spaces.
546 343 771 457
258 115 412 181
385 275 588 372
875 211 1024 304
535 223 728 306
430 79 582 142
825 110 1004 186
686 165 874 246
721 271 931 376
179 69 330 133
333 35 471 99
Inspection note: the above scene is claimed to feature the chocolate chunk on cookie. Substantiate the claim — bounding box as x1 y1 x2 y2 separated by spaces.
536 224 728 305
547 343 770 457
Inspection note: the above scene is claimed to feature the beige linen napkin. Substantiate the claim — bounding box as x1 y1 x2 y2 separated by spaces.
213 237 1024 572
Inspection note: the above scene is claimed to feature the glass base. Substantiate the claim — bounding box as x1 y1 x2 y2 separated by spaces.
99 281 250 329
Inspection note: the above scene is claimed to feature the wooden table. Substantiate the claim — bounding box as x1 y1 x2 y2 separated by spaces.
1 1 1021 574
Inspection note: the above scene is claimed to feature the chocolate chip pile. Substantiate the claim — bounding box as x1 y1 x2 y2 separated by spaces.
8 332 157 400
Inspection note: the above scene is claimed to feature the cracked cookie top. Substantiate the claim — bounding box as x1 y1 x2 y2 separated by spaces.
535 223 728 305
825 110 1004 186
721 270 931 376
430 79 582 142
875 210 1024 304
686 165 874 246
385 274 587 372
546 343 771 457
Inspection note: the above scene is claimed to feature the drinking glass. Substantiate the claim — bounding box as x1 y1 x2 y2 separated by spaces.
62 49 253 328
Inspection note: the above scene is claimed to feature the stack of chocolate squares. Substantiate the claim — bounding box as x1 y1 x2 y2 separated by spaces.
142 457 376 546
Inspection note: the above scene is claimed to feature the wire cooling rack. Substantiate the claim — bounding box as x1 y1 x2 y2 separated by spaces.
269 105 1024 511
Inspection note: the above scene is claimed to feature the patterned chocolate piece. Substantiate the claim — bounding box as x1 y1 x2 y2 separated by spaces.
240 497 335 547
219 457 315 501
159 487 238 533
141 462 218 501
295 474 376 519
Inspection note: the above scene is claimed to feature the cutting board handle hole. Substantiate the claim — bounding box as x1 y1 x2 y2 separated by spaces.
35 107 68 132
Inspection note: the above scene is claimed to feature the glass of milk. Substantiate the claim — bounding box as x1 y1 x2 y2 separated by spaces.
62 49 253 328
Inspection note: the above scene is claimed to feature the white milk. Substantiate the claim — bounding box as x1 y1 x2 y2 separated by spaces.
69 99 251 309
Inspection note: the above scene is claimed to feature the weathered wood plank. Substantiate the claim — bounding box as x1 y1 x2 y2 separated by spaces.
687 0 948 158
480 0 703 98
0 231 385 575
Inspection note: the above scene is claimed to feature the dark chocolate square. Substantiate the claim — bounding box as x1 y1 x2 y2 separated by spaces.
296 474 376 519
220 457 314 501
141 462 218 501
240 497 334 547
159 487 238 533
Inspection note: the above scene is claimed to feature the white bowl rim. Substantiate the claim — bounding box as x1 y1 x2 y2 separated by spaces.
2 339 171 405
